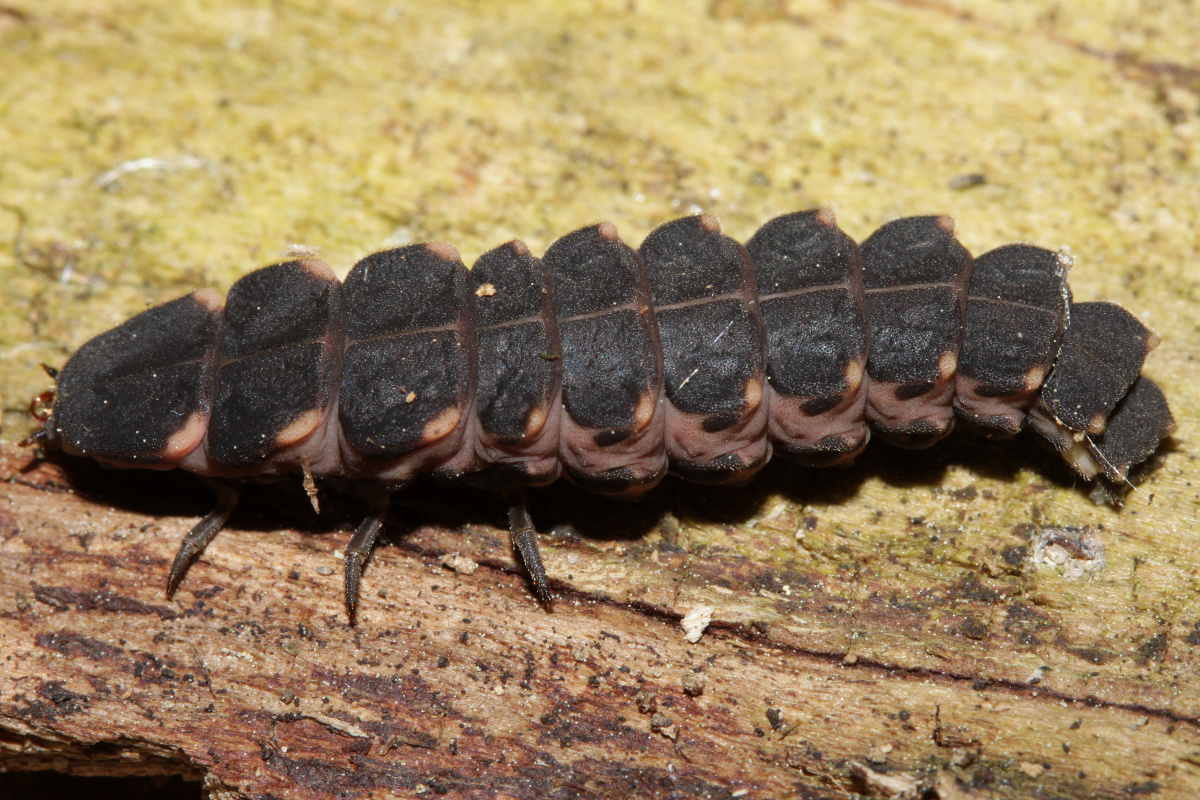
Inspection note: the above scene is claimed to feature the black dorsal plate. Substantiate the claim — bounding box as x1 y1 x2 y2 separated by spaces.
640 214 768 483
54 291 223 466
471 240 562 485
339 243 475 475
207 259 344 470
954 244 1070 437
746 209 869 465
1038 301 1159 436
860 216 972 447
1086 376 1175 484
544 223 666 495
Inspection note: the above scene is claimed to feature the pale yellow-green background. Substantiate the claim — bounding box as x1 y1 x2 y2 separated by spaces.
2 0 1197 581
3 2 1197 430
3 6 1198 536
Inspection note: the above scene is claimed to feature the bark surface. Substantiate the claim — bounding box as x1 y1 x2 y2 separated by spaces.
2 436 1198 799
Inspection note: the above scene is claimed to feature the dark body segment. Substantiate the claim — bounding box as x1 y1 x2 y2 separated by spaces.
640 214 769 483
860 216 972 447
470 241 562 486
39 207 1179 619
746 209 869 465
205 260 345 473
1036 301 1158 437
1085 377 1174 493
954 244 1070 437
338 243 478 483
544 223 666 495
54 291 223 466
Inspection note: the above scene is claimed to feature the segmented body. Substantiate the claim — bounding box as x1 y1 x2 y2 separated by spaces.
36 209 1175 614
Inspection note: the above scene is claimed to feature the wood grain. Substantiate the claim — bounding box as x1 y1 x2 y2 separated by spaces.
2 438 1197 799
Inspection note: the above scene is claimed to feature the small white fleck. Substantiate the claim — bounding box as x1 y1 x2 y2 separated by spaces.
440 552 478 575
681 605 714 643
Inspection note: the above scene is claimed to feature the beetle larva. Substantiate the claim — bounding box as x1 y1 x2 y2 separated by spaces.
24 210 1175 621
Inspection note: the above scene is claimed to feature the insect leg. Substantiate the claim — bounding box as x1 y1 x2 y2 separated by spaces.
505 487 552 607
343 484 391 625
167 478 241 597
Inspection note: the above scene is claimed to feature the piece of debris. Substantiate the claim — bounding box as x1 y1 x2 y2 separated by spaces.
300 454 320 514
1017 761 1046 778
650 713 678 740
948 173 986 191
475 282 497 297
635 689 657 714
681 672 705 696
681 605 714 643
850 761 922 800
1025 665 1050 685
283 243 323 259
440 552 478 576
95 155 208 188
1030 526 1105 580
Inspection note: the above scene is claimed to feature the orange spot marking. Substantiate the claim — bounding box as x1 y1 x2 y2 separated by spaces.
597 221 619 241
191 289 223 312
1087 412 1107 435
938 352 957 380
162 412 207 460
743 379 762 412
634 393 657 430
525 405 548 439
698 213 721 233
298 258 336 281
421 407 461 444
936 216 957 234
425 241 462 263
509 240 530 257
275 408 322 448
816 207 837 227
845 360 864 393
1023 365 1046 391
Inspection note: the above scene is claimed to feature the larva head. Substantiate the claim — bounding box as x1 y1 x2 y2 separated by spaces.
19 364 61 450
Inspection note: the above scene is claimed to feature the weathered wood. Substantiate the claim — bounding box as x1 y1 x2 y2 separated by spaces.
2 437 1197 799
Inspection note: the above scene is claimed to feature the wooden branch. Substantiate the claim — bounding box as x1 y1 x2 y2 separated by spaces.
2 440 1197 799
